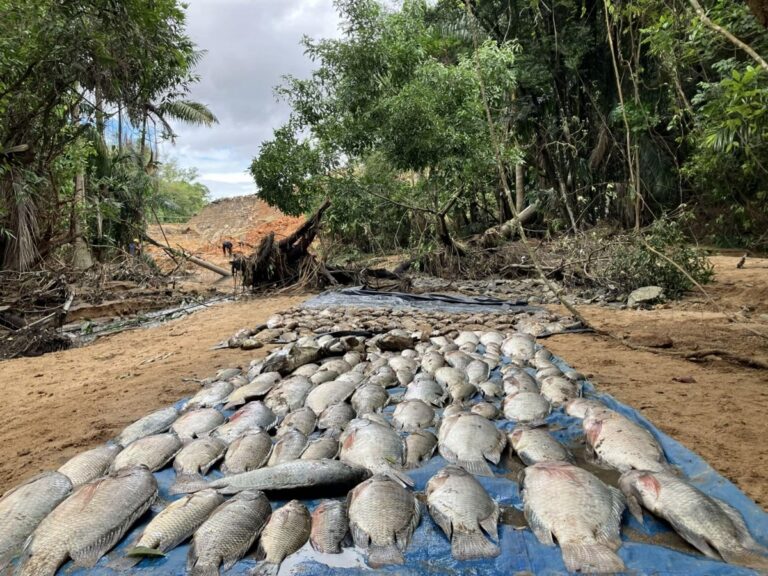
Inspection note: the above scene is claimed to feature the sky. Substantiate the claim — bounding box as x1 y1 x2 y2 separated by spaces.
162 0 341 200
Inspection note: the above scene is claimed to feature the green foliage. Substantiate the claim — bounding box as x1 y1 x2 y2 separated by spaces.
153 161 210 222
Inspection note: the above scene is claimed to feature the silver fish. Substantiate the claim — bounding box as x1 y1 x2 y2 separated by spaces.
311 370 339 385
253 500 311 576
301 431 341 460
224 379 279 410
388 356 418 373
479 331 504 347
584 410 667 472
404 430 438 468
366 366 398 388
292 364 319 378
321 358 353 374
522 461 625 573
0 472 72 570
178 459 370 495
508 427 571 465
15 467 157 576
392 399 437 432
310 499 349 554
347 475 420 567
502 391 550 423
111 433 182 472
264 376 313 416
57 444 121 486
222 429 273 474
478 380 503 399
438 413 506 477
444 351 472 370
184 381 234 411
172 409 226 442
305 379 358 416
187 490 271 576
318 402 356 431
447 380 478 405
471 402 499 420
501 333 536 360
564 397 610 419
620 470 768 570
540 376 579 406
403 378 446 407
214 401 278 444
277 406 317 437
421 351 445 375
454 331 479 348
171 437 227 493
340 419 412 486
466 359 490 385
267 428 307 466
124 489 224 561
115 406 179 447
426 466 500 559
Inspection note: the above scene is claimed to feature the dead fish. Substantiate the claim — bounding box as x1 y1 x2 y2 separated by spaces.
172 409 226 443
311 370 339 385
301 431 341 460
508 428 571 465
267 428 308 466
111 433 182 472
253 500 311 576
124 489 224 562
347 475 420 567
361 413 392 428
502 391 550 424
224 378 279 410
447 380 477 405
15 467 157 576
619 470 768 570
395 368 415 387
343 351 363 366
177 459 370 495
340 419 412 486
565 397 611 419
421 351 445 375
403 378 446 407
477 380 503 399
216 367 242 381
214 401 278 444
321 358 353 374
366 366 398 388
533 348 554 368
318 402 356 431
445 351 472 370
336 371 365 386
404 430 438 469
522 461 625 573
501 334 535 361
305 379 358 415
222 430 273 474
479 331 504 347
262 344 324 375
388 356 418 373
115 406 179 447
311 500 349 554
584 410 667 472
184 381 234 411
277 406 317 437
171 437 227 493
455 331 480 348
351 384 390 415
438 413 506 477
535 365 563 381
471 402 499 420
263 375 314 416
540 376 579 406
187 490 271 576
435 366 467 389
392 399 437 432
442 403 466 418
0 472 72 571
376 331 415 352
57 444 121 487
426 466 500 559
466 360 490 386
292 364 319 378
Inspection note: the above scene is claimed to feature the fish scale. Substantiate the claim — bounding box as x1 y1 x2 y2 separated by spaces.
253 500 311 576
116 406 179 447
111 433 182 473
222 430 272 474
310 500 349 554
57 444 121 486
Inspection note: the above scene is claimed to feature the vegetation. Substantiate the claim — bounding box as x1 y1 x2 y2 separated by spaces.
250 0 768 254
0 0 216 270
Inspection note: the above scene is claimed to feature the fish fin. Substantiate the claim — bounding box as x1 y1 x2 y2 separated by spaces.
0 550 18 574
427 504 453 539
107 554 144 570
523 501 554 546
479 502 500 541
349 521 370 549
560 543 625 574
126 546 166 558
624 492 645 524
457 458 494 477
249 561 279 576
674 529 722 561
188 562 220 576
394 499 420 551
451 531 500 560
718 548 768 570
594 487 625 549
367 544 405 567
381 465 414 488
711 497 767 552
170 473 206 494
438 443 458 464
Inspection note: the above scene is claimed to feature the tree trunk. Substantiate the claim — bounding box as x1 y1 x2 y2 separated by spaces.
71 101 93 271
515 162 525 213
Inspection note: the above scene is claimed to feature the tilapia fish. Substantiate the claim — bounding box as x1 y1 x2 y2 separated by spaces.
253 500 311 576
305 379 358 415
539 376 579 406
0 472 72 570
267 428 307 466
508 427 571 465
213 401 278 444
351 384 389 415
438 413 506 477
403 378 446 407
187 490 271 576
340 419 412 486
124 489 223 561
171 409 225 442
301 431 340 460
222 429 273 474
502 391 550 424
277 406 317 437
171 437 227 493
564 397 610 419
57 444 121 486
620 470 768 570
15 467 157 576
183 381 234 411
392 399 437 432
177 459 370 495
404 430 438 469
426 466 500 559
115 406 179 447
471 402 499 420
111 433 182 472
318 402 356 431
522 461 626 573
348 475 420 567
264 376 313 416
311 500 350 554
584 410 667 472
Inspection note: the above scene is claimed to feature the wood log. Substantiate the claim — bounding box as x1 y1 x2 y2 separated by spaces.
481 202 538 246
142 233 232 277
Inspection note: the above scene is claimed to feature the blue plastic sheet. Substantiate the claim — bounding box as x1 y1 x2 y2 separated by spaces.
59 351 767 576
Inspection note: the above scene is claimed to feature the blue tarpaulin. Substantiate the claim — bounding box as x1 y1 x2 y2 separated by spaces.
57 350 767 576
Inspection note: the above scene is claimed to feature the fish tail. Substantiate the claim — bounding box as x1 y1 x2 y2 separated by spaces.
0 550 16 574
719 547 768 570
126 546 166 558
367 544 405 567
189 563 220 576
381 465 414 487
458 458 494 477
169 474 209 494
561 543 625 574
249 561 279 576
451 531 500 560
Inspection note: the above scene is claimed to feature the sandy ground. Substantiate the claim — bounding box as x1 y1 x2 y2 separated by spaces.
0 295 305 493
0 255 766 510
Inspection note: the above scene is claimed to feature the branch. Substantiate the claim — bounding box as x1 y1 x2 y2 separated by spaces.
688 0 768 73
